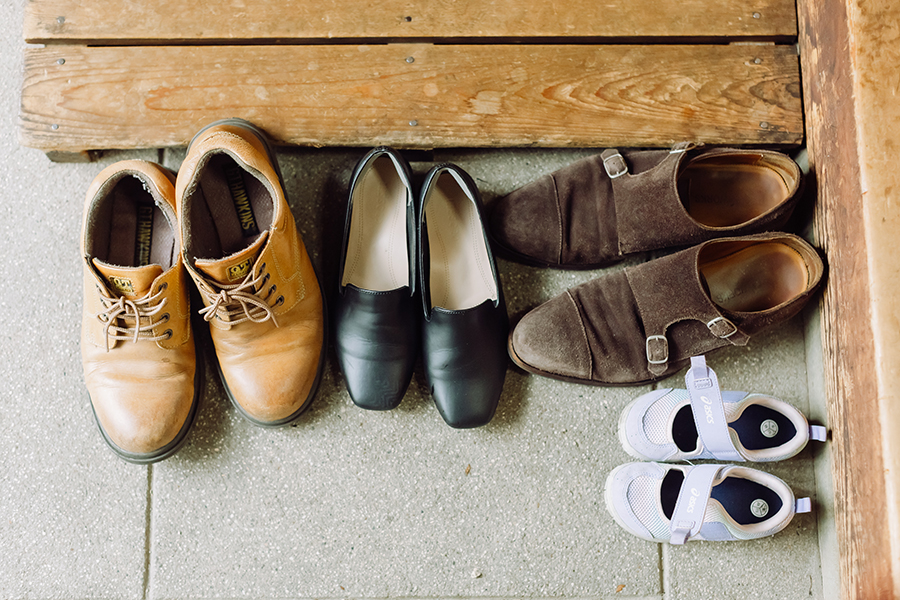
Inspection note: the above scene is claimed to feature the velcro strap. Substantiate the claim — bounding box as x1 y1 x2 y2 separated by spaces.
669 464 721 545
795 497 812 514
809 425 827 442
684 355 744 462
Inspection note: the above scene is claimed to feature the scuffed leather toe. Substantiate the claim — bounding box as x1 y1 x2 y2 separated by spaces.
509 290 592 381
490 176 562 266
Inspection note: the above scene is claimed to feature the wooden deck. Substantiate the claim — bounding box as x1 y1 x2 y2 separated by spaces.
20 0 802 159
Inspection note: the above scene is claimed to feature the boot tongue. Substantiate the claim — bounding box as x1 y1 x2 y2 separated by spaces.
92 258 164 299
194 232 268 284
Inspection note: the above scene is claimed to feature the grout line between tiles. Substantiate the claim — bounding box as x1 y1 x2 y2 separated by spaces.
142 464 154 600
661 542 671 599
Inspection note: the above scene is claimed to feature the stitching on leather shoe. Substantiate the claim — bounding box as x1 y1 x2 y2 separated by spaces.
565 289 593 380
551 174 563 265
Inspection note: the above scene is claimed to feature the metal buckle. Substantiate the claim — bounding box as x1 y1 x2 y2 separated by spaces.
645 335 669 365
707 316 738 339
603 153 628 179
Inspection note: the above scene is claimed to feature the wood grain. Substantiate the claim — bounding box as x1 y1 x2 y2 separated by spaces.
24 0 797 43
797 0 900 596
19 44 802 154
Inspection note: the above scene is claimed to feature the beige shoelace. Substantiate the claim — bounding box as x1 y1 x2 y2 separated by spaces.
94 286 170 352
198 269 280 326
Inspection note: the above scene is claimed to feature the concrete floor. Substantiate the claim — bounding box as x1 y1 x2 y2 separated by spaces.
1 1 831 598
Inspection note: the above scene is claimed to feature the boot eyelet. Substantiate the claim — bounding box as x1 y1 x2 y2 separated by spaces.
260 262 266 271
270 284 277 294
98 314 108 322
158 282 168 292
161 313 170 323
275 296 284 306
262 274 270 285
163 329 173 339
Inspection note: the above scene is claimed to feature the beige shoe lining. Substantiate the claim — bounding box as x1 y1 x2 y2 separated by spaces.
679 154 798 228
424 171 497 311
342 155 410 291
700 241 810 313
91 175 176 269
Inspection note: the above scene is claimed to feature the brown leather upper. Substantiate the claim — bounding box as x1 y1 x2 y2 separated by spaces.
80 160 196 456
178 124 324 424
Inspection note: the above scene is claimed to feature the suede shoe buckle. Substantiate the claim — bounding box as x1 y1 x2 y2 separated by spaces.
707 316 739 339
602 152 628 179
646 335 669 366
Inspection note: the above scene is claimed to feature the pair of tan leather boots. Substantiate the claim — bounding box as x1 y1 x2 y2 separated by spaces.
80 119 325 464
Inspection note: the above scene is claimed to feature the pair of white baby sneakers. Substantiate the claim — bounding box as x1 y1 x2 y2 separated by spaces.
605 355 827 544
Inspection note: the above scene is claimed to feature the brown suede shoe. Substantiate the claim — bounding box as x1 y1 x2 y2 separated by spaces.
177 119 326 427
508 233 824 385
490 145 803 269
81 160 200 463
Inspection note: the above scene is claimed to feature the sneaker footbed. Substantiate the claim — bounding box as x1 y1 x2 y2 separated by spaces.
672 403 797 453
661 469 784 527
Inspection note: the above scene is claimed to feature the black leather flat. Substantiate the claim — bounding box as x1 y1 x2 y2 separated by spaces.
418 163 509 428
335 147 418 410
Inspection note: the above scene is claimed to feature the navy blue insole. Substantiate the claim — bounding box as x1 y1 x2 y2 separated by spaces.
672 403 797 453
731 404 797 450
660 470 783 526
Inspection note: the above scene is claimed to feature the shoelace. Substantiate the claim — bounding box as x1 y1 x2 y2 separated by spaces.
94 286 170 352
198 268 280 327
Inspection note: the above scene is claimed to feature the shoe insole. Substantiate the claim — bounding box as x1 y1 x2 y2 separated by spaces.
700 242 809 313
425 172 497 311
731 404 797 450
661 469 784 526
671 403 797 453
190 154 273 259
102 175 175 269
678 154 793 228
342 155 409 291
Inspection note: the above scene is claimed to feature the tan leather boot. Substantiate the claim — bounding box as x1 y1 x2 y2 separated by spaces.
81 160 200 463
177 119 325 427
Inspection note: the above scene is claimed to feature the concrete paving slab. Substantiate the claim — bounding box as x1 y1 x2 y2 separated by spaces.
148 146 662 598
0 65 160 598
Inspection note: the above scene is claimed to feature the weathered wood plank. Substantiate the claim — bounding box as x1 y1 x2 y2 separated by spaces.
19 44 802 154
24 0 797 43
797 0 900 596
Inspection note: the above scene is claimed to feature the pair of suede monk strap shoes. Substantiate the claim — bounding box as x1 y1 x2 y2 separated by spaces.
490 143 825 386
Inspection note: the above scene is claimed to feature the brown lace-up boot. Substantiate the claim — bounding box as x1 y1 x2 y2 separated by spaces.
81 160 199 463
177 119 325 427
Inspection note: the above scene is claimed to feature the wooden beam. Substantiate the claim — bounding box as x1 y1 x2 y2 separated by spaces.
24 0 797 44
19 44 802 155
797 0 900 596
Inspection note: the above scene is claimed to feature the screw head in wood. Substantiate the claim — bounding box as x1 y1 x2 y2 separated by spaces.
760 122 769 129
57 58 65 65
51 124 59 130
56 16 65 24
753 57 762 64
409 120 418 127
752 12 761 18
405 56 415 63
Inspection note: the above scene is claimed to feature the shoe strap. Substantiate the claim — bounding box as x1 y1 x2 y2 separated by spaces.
625 248 750 377
809 425 828 442
685 355 745 462
669 464 723 545
795 497 812 514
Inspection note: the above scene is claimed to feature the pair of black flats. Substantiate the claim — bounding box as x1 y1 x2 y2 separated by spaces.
334 148 509 428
